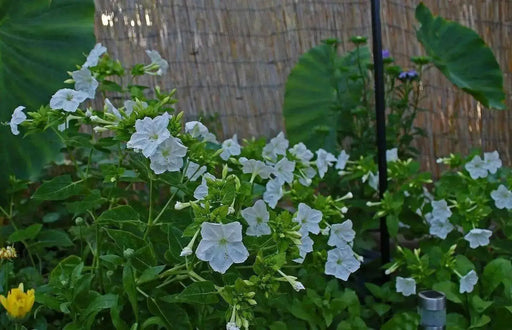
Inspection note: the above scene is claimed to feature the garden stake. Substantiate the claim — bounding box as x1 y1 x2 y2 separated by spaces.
370 0 390 268
418 290 446 329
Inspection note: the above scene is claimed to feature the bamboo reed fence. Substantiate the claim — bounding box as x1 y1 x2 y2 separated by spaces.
94 0 512 174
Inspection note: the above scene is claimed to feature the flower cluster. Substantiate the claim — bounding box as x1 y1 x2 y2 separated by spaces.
0 246 17 260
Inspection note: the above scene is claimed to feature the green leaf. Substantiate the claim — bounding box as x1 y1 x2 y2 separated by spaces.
32 229 73 248
160 281 219 305
96 205 142 225
482 258 512 296
137 265 165 285
8 224 42 242
470 295 492 314
433 281 463 304
446 313 469 329
415 3 505 109
32 175 84 200
469 314 491 329
381 312 419 330
65 190 105 214
83 293 118 316
123 264 139 318
0 0 95 192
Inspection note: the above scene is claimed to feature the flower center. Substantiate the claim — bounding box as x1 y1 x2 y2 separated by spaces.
219 238 228 246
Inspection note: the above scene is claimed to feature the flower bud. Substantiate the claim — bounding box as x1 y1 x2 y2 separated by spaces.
123 248 135 258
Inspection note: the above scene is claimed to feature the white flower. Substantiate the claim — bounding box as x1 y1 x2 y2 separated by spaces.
431 199 452 220
335 150 350 170
464 228 492 249
49 88 88 112
241 200 271 237
324 246 360 281
185 121 217 143
491 184 512 210
72 67 98 99
459 270 478 294
149 136 188 174
386 148 399 162
272 158 296 184
226 322 239 330
105 98 122 119
289 143 313 164
180 247 193 257
9 106 26 135
194 173 216 200
239 157 273 180
185 161 207 181
465 156 488 179
262 132 288 161
145 49 169 75
483 151 502 174
263 178 283 209
293 203 322 235
220 134 241 160
298 166 316 187
396 277 416 296
195 222 249 274
316 149 336 178
427 215 454 239
362 171 379 191
294 234 314 263
328 220 355 247
83 43 107 68
124 100 148 116
127 113 171 158
293 281 306 292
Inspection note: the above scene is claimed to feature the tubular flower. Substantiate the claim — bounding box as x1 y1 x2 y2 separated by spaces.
0 246 17 260
0 283 35 319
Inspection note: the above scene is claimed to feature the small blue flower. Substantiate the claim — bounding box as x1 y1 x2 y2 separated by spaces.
382 49 390 59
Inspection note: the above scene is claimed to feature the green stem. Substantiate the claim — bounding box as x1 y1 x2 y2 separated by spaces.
143 178 154 240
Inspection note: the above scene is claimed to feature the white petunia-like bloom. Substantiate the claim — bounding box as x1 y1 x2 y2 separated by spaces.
220 134 241 160
431 199 452 220
262 132 288 161
185 121 217 143
9 106 26 135
226 322 239 330
194 173 216 200
145 50 169 75
464 228 492 249
289 143 313 164
490 184 512 210
195 222 249 274
72 67 98 99
396 277 416 296
365 171 379 191
241 200 271 237
298 166 316 187
465 156 488 179
272 157 296 184
483 151 502 174
328 220 356 248
335 150 350 170
293 203 322 235
316 149 337 178
105 98 122 119
124 100 148 117
426 214 454 239
324 246 361 281
149 136 188 174
49 88 88 112
294 234 314 263
185 161 207 181
239 157 272 180
459 270 478 294
386 148 399 162
82 43 107 68
263 178 283 209
127 113 171 158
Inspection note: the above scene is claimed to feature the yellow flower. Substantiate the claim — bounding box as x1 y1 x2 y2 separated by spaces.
0 283 35 319
0 246 17 260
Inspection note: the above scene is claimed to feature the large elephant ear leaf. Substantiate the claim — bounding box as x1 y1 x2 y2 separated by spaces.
283 43 338 152
0 0 95 191
415 3 505 109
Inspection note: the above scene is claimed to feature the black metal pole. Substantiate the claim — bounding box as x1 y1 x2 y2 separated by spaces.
370 0 390 266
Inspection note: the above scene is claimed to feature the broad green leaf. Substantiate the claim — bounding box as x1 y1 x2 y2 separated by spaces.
0 0 95 193
415 3 505 109
446 313 468 329
433 281 463 304
32 175 84 200
160 281 219 305
137 265 165 285
96 205 142 225
469 314 491 329
470 295 492 314
31 229 73 248
83 293 118 316
381 312 419 330
123 264 139 318
482 258 512 296
8 224 42 242
65 190 106 214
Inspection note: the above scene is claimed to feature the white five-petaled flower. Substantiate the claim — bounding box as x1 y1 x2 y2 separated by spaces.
272 158 296 184
386 148 399 162
239 157 272 180
335 150 350 170
226 322 239 330
465 156 488 179
483 151 502 174
328 220 356 248
72 67 98 99
149 136 188 174
127 113 171 158
464 228 492 249
145 49 169 76
293 203 322 235
289 143 313 164
194 173 216 200
362 171 379 191
459 270 478 294
263 178 283 209
298 166 316 187
49 88 88 112
9 106 26 135
124 99 148 117
82 43 107 68
425 213 454 239
185 121 217 143
431 199 452 220
262 132 288 161
195 222 249 274
241 200 271 237
396 276 416 296
220 134 241 160
316 149 336 178
491 184 512 210
324 246 361 281
105 98 122 119
294 234 314 263
185 161 207 181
